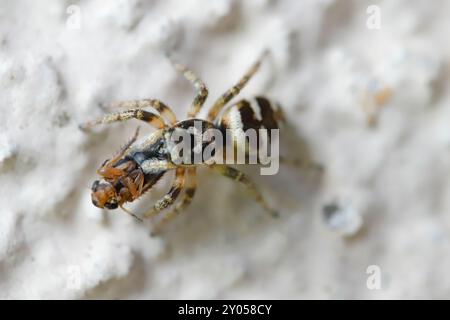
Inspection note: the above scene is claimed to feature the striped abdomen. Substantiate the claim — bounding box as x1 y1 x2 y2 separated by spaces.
217 96 285 163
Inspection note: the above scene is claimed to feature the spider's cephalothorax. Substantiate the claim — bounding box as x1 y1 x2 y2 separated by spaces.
82 52 310 232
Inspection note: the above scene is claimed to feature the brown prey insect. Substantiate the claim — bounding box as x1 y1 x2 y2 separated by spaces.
82 52 297 233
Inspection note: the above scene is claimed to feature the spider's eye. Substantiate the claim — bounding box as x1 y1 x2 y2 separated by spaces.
90 180 117 209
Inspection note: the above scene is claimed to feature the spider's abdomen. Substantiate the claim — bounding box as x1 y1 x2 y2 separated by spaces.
217 96 285 162
218 96 285 132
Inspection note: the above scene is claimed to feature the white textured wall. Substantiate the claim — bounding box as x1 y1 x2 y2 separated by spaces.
1 0 450 299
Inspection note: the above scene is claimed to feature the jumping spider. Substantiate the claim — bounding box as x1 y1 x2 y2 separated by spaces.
82 52 310 233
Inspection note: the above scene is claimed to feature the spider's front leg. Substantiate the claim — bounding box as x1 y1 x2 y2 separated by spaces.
151 167 197 235
143 167 186 218
168 56 209 118
80 108 166 131
209 164 278 218
279 156 324 173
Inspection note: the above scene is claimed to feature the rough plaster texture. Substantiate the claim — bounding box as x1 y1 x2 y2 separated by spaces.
1 0 450 299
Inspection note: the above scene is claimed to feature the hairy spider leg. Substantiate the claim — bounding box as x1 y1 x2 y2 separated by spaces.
102 99 178 125
207 50 268 122
143 167 186 218
151 167 197 235
209 164 278 218
168 55 209 118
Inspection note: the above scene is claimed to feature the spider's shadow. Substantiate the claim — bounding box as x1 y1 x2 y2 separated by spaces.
156 120 324 252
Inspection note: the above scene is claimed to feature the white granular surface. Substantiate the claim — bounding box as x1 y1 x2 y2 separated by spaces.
1 0 450 299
